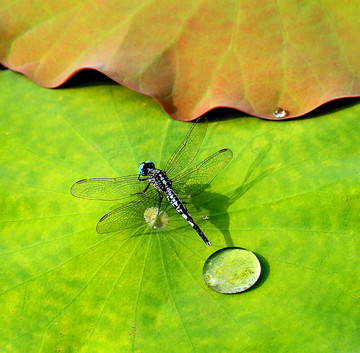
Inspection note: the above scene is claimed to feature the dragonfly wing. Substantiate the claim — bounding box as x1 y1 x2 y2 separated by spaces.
96 189 160 233
164 117 207 179
70 175 149 201
172 149 233 199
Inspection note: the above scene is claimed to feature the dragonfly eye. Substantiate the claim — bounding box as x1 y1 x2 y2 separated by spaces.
139 161 155 176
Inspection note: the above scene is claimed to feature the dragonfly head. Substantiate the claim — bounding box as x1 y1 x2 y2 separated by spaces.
139 161 155 176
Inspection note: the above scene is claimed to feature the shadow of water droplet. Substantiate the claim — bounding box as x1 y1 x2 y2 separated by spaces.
243 252 270 293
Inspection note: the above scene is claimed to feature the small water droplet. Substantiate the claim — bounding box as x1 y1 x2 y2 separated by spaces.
203 247 261 294
273 107 288 119
144 207 169 229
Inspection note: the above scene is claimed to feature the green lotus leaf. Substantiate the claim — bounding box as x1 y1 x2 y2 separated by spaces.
0 70 359 352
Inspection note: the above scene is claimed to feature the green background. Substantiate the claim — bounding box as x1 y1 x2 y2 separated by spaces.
0 70 359 352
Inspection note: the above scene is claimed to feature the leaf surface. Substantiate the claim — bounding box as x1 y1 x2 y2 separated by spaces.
1 1 360 120
0 70 359 352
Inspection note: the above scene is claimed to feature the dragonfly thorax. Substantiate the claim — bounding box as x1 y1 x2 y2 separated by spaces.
148 169 172 192
138 161 155 176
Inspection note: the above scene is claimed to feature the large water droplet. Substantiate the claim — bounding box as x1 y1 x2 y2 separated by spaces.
203 247 261 294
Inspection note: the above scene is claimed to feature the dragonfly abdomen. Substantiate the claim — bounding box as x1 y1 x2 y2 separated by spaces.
165 188 211 246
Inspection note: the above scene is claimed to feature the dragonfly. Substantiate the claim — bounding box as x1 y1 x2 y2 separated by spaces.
70 118 233 246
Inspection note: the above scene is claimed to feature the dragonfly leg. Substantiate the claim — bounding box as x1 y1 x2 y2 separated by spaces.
130 182 150 196
157 192 163 216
